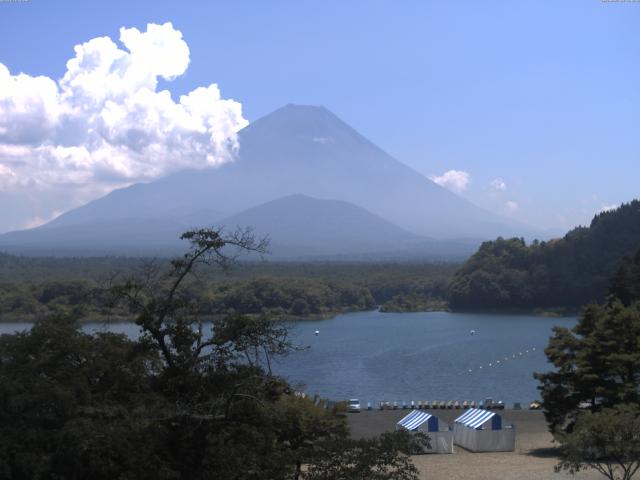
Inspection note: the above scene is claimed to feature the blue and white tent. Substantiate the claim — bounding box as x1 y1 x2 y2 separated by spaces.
455 409 502 430
396 410 453 454
453 408 515 452
397 410 439 432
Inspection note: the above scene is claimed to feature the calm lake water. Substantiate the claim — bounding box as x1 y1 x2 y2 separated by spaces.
0 310 576 405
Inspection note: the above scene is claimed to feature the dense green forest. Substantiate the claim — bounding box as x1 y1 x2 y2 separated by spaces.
0 254 457 321
534 242 640 479
0 228 425 479
4 200 640 318
449 200 640 310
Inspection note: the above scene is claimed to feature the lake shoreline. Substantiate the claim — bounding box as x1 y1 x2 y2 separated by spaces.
0 305 581 324
0 308 375 324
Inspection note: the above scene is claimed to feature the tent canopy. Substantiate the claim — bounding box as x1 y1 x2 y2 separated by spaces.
454 408 502 430
397 410 439 432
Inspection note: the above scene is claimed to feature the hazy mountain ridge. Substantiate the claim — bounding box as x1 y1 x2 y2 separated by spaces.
218 194 480 260
0 104 534 258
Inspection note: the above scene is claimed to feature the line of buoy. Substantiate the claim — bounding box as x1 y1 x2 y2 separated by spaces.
464 347 541 374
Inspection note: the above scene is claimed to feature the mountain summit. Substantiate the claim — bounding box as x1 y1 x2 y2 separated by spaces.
0 104 531 256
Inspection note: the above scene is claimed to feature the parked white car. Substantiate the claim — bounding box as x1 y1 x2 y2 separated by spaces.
348 399 361 412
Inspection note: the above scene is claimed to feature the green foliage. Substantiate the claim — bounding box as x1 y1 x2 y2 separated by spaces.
0 313 304 477
275 395 349 479
380 295 448 313
302 430 425 480
535 301 640 434
536 253 640 479
450 201 640 309
555 406 640 480
0 258 457 321
205 277 376 318
0 228 423 479
609 249 640 307
0 316 167 480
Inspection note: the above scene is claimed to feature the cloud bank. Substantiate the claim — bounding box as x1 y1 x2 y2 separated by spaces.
0 22 247 230
429 169 470 193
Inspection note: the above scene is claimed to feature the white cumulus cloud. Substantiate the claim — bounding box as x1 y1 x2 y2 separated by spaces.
0 22 248 231
429 169 471 193
491 178 507 191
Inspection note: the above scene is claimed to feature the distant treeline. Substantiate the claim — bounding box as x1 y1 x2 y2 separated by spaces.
0 257 458 321
449 200 640 310
4 196 640 318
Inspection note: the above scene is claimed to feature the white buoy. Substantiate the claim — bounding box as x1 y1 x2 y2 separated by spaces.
314 330 319 336
479 366 483 369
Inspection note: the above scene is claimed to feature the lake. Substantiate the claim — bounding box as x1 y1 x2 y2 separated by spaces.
0 310 576 405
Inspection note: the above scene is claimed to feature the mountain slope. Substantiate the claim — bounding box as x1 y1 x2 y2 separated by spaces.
43 104 529 237
218 194 418 258
0 104 534 256
448 200 640 309
0 215 218 256
0 193 481 259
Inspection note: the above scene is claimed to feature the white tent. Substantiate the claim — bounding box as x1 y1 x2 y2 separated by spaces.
396 410 453 454
453 408 515 452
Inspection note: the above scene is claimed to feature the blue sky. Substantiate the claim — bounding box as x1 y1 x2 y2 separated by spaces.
0 0 638 233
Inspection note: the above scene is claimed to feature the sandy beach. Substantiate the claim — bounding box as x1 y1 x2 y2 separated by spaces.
347 409 602 480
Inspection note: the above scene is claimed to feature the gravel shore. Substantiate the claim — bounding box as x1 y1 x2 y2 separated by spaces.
347 409 602 480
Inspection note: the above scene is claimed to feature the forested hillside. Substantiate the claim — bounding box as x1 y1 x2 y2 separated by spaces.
449 200 640 310
609 248 640 306
0 256 456 321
